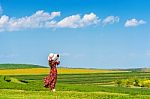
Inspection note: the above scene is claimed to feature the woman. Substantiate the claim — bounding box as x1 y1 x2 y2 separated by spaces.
44 53 60 92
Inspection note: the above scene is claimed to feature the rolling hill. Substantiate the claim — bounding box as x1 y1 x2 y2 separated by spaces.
0 64 47 69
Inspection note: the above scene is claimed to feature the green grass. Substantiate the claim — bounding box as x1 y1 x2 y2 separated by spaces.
0 89 140 99
0 65 150 98
0 72 150 98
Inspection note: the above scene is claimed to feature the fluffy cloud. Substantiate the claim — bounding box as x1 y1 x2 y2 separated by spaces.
0 10 61 32
0 11 100 32
125 19 146 27
102 16 119 25
0 15 9 31
56 14 81 28
56 13 100 28
1 10 146 31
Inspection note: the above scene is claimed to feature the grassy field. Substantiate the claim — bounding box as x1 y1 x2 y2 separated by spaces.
0 64 150 99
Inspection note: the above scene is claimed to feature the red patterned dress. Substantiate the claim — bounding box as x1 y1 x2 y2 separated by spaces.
44 61 60 90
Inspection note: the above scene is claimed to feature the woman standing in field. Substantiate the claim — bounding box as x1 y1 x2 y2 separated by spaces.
44 53 60 92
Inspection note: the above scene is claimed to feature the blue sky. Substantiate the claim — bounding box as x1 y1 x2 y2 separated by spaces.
0 0 150 69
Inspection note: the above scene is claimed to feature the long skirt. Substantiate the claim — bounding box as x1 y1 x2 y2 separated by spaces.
44 73 57 90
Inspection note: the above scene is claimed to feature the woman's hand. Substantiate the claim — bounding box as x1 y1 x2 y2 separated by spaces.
56 61 60 65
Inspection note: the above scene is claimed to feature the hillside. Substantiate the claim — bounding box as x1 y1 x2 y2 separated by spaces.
0 64 149 73
0 64 47 69
125 68 150 72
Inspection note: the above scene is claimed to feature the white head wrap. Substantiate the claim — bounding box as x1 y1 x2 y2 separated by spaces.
48 53 59 61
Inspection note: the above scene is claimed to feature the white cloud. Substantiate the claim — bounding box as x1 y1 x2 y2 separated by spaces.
0 15 9 32
56 12 100 28
0 11 100 32
81 13 100 26
102 16 119 26
125 18 146 27
56 14 81 28
0 10 60 32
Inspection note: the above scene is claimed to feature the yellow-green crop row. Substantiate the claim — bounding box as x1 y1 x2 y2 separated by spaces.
0 68 130 75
